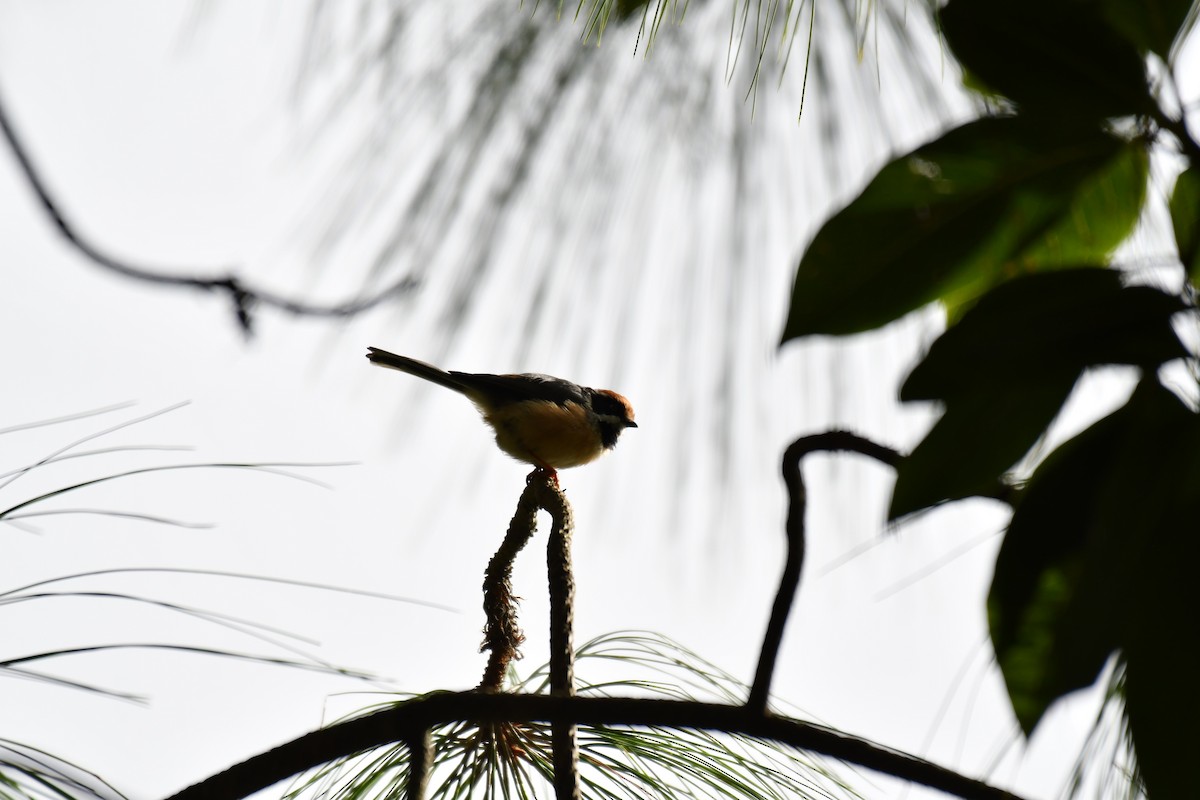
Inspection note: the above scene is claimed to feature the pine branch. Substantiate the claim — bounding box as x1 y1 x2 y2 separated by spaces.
163 692 1027 800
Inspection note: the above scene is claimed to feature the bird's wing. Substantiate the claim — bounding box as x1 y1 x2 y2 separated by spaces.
448 372 587 406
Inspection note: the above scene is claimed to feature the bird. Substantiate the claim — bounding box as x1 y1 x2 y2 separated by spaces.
366 347 636 476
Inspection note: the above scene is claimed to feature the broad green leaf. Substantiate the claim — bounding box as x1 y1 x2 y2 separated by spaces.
1100 0 1199 61
1002 140 1148 269
892 270 1187 518
941 0 1153 120
1100 382 1200 796
991 379 1200 734
1123 491 1200 797
989 400 1128 734
903 270 1188 401
940 140 1149 316
782 119 1125 339
1169 164 1200 283
888 374 1076 520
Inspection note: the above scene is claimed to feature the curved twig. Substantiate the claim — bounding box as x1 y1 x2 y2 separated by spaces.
748 431 902 712
0 91 417 334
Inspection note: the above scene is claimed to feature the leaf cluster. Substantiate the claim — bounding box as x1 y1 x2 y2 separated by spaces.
781 0 1200 795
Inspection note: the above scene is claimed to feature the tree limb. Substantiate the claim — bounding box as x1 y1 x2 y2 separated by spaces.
537 475 580 800
163 692 1027 800
0 89 417 335
403 728 431 800
478 481 540 692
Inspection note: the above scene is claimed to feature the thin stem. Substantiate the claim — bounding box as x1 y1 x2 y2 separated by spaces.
536 474 580 800
404 728 432 800
1152 92 1200 166
748 431 901 713
478 481 540 692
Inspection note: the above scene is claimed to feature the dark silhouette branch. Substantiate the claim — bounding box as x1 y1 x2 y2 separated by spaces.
404 729 431 800
748 430 902 713
163 692 1028 800
536 475 580 800
478 481 540 692
1151 82 1200 274
477 471 579 798
0 90 417 334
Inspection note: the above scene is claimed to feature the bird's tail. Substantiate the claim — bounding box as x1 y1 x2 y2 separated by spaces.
366 348 470 394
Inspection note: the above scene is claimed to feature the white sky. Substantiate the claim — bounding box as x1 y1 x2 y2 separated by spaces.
3 2 1190 798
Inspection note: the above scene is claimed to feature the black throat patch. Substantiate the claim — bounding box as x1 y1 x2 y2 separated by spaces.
589 390 632 449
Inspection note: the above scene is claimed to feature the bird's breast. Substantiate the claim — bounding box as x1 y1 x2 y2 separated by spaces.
482 400 605 469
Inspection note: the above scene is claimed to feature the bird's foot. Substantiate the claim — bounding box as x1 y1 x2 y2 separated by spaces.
527 466 559 487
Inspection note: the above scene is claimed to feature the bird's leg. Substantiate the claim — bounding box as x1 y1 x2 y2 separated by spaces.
527 466 559 487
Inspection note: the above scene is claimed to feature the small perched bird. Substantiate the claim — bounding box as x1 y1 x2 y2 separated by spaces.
366 347 637 475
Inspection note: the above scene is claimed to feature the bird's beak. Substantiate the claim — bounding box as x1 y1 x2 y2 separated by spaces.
625 420 638 428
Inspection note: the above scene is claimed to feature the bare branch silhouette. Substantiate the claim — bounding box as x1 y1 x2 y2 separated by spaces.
478 481 540 692
0 90 417 334
749 431 902 712
164 692 1028 800
404 729 432 800
539 475 579 800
